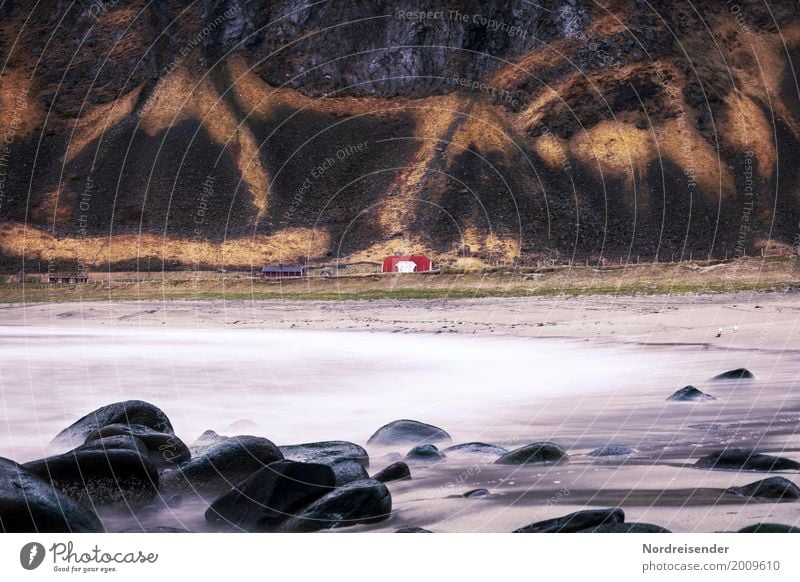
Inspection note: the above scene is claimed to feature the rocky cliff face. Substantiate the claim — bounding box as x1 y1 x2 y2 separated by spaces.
1 0 799 269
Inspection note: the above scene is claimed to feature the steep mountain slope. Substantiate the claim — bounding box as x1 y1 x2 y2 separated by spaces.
1 0 799 269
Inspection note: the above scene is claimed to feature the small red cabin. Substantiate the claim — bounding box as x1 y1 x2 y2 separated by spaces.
382 255 432 273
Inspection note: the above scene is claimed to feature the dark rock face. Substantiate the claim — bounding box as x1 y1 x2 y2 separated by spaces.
588 445 635 457
396 527 432 533
441 442 508 458
53 400 174 446
667 386 716 401
463 488 490 498
495 442 569 465
727 477 800 501
280 441 369 469
329 458 370 486
711 368 754 381
372 462 411 483
695 449 800 472
367 420 451 446
582 522 671 533
0 457 104 533
514 508 624 533
738 523 800 533
206 461 336 532
405 444 446 462
23 449 159 505
161 435 283 493
85 423 191 468
278 479 392 532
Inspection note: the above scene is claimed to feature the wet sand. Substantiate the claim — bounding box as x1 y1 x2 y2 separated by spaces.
1 291 800 533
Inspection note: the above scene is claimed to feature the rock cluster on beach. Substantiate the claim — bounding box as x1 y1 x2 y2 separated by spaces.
2 373 799 533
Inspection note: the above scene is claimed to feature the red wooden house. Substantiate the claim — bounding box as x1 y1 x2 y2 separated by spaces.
382 256 432 273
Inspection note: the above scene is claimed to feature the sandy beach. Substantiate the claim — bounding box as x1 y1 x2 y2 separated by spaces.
1 291 799 533
2 290 800 349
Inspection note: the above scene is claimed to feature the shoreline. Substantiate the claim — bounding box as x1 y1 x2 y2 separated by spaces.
2 289 799 350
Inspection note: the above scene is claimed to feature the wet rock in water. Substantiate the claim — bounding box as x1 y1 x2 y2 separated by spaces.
161 435 283 494
588 445 635 457
118 526 189 533
396 527 432 533
53 400 174 446
206 461 336 532
329 458 370 485
581 522 671 533
85 424 191 468
79 435 148 456
441 442 508 458
727 477 800 501
23 449 159 505
405 444 445 462
496 442 569 465
514 508 625 533
463 488 490 498
280 441 369 469
0 457 105 533
278 479 392 532
738 523 800 533
711 368 754 381
667 386 716 402
372 462 411 483
367 419 451 446
695 449 800 472
189 430 229 456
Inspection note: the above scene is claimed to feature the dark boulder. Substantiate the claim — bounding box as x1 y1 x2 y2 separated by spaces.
278 479 392 532
367 420 451 446
117 526 190 533
280 441 369 469
496 442 569 465
85 423 190 468
0 457 104 533
441 442 508 458
695 449 800 472
396 527 432 533
514 508 624 533
711 368 754 381
23 449 159 505
667 386 716 402
463 488 490 498
161 435 283 494
190 430 228 456
329 458 370 486
79 435 148 456
405 444 445 463
727 477 800 501
206 461 335 531
581 522 671 533
372 462 411 483
588 445 635 457
53 400 173 446
738 523 800 533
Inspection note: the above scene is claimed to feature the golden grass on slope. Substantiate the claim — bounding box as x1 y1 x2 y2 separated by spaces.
138 65 270 215
532 132 570 168
0 68 43 140
570 120 654 177
64 85 143 163
724 91 775 172
0 223 330 266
